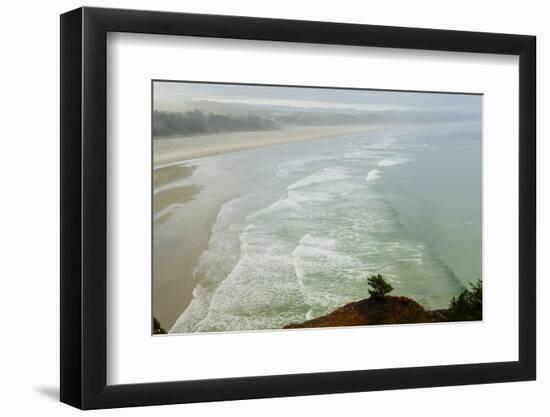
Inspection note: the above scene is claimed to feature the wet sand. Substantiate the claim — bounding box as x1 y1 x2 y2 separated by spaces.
152 164 213 329
154 184 202 215
154 164 195 188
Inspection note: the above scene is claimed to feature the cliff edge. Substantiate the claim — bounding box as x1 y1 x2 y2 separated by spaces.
284 296 449 329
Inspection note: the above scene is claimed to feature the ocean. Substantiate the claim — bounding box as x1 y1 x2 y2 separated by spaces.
167 120 482 333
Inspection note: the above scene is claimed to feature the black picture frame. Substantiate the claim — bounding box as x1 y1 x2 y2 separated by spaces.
60 6 536 410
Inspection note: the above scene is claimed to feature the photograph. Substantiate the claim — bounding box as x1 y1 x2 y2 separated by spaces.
152 81 483 334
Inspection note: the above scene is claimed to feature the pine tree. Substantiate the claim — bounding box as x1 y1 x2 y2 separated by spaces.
367 274 394 299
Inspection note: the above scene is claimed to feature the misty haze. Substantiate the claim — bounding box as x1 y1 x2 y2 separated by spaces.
152 81 482 335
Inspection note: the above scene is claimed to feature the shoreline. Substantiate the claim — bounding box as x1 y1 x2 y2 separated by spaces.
153 124 380 329
153 124 379 167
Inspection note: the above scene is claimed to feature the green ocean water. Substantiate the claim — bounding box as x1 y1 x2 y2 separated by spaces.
169 121 482 333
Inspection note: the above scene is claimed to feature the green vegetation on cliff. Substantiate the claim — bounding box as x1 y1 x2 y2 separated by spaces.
367 274 394 298
446 279 482 321
284 275 482 329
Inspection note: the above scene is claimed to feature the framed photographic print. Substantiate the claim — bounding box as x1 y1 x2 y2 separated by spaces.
60 6 536 409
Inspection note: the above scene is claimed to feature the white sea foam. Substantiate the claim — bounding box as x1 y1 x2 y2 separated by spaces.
246 196 308 220
190 219 307 331
287 190 334 203
366 168 382 182
287 167 351 190
290 233 368 314
378 157 409 167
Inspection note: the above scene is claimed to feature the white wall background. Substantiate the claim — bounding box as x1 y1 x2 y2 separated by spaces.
0 0 545 415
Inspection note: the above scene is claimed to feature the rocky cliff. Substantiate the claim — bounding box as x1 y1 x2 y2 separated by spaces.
153 317 167 334
284 296 449 329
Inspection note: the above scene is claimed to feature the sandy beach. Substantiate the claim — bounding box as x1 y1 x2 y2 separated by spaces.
153 125 377 167
153 124 379 329
153 162 218 330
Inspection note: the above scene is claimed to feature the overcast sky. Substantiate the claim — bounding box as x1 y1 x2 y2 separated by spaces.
154 81 482 113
